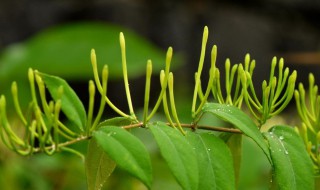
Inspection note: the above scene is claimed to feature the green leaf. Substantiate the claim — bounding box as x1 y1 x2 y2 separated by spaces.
187 132 235 190
0 22 176 83
226 134 242 187
85 117 133 190
97 117 133 128
148 122 198 190
86 138 116 190
201 103 271 162
39 72 86 132
93 126 152 189
264 125 314 190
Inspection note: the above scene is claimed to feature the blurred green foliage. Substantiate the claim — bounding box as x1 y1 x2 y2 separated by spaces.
0 22 180 110
0 22 172 82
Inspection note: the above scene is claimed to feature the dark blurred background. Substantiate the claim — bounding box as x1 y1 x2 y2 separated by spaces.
0 0 320 189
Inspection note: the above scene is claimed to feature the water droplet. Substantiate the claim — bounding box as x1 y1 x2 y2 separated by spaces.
279 136 284 140
207 148 211 151
269 132 273 135
284 150 289 155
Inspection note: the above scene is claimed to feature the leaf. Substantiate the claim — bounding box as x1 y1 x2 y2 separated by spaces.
201 103 271 162
264 125 314 190
85 117 133 190
39 72 86 132
0 22 177 83
226 134 242 187
97 117 132 128
148 122 198 190
93 126 152 189
187 132 235 190
86 138 116 190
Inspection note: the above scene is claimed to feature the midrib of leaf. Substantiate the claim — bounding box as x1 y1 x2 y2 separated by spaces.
155 127 189 181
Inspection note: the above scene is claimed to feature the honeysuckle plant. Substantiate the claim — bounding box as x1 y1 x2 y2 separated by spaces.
0 26 317 189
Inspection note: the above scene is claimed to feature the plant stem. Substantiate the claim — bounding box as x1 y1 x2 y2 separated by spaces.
192 26 209 117
120 32 135 117
30 122 241 154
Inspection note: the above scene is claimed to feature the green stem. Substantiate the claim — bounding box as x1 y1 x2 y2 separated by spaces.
168 73 185 135
11 82 28 126
143 60 152 124
192 26 209 117
90 49 129 118
159 71 175 128
120 32 135 117
195 68 215 115
91 65 108 132
86 80 95 135
147 47 172 121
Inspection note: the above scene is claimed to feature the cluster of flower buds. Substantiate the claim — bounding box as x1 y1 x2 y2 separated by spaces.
295 73 320 174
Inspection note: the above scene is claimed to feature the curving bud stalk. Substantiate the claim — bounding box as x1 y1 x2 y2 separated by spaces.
0 95 25 148
48 101 54 114
28 68 39 109
165 47 173 75
225 58 231 97
147 47 174 121
159 70 174 127
308 73 316 116
35 74 51 117
91 65 108 132
11 81 27 125
168 73 185 135
244 54 250 71
268 77 277 109
86 80 95 134
120 32 135 117
192 26 209 117
249 60 256 75
143 60 152 124
211 45 217 71
53 99 62 150
196 68 215 115
269 57 277 83
195 72 204 100
91 49 103 93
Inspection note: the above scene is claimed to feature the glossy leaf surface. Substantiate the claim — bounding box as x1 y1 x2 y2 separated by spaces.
148 122 198 190
187 132 235 190
93 126 152 189
201 103 271 162
264 125 314 190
